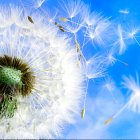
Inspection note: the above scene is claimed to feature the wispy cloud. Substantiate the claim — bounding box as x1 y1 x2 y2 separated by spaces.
63 84 140 139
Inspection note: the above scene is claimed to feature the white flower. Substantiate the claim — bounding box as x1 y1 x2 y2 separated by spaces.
0 6 85 139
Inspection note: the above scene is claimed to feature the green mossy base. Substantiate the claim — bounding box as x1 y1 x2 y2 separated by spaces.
0 67 22 86
0 95 17 119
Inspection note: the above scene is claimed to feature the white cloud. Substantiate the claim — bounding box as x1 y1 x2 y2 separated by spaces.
63 85 126 139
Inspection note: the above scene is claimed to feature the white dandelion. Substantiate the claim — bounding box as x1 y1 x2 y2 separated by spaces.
0 6 86 139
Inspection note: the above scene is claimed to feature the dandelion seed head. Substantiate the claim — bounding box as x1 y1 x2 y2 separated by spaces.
0 6 85 139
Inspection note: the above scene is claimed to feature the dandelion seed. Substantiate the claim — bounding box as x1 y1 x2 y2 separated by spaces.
35 0 46 8
119 9 129 14
83 8 104 27
105 74 140 124
106 49 128 66
104 101 129 125
102 78 117 103
104 117 113 125
127 27 140 46
86 54 107 79
57 0 86 34
105 49 117 65
59 17 68 22
59 0 85 18
28 16 34 24
75 39 83 61
59 16 84 34
81 108 85 119
55 22 65 32
85 17 111 45
122 74 140 113
116 24 126 54
21 0 46 9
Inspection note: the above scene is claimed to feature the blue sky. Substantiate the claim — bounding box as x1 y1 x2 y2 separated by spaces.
58 0 140 139
2 0 140 138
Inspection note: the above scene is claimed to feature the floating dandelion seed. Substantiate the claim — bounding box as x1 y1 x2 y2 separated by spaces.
105 74 140 125
85 16 111 46
106 49 117 65
21 0 46 9
117 24 126 54
55 22 65 32
83 9 103 26
59 0 85 19
102 78 117 103
119 9 129 14
0 7 85 139
106 49 128 66
122 75 140 113
86 54 107 79
57 0 86 35
127 27 140 46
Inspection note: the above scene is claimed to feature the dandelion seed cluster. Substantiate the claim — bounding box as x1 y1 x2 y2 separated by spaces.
0 6 85 139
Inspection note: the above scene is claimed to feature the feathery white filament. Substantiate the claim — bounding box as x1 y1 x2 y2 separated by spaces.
117 24 126 54
122 75 140 113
